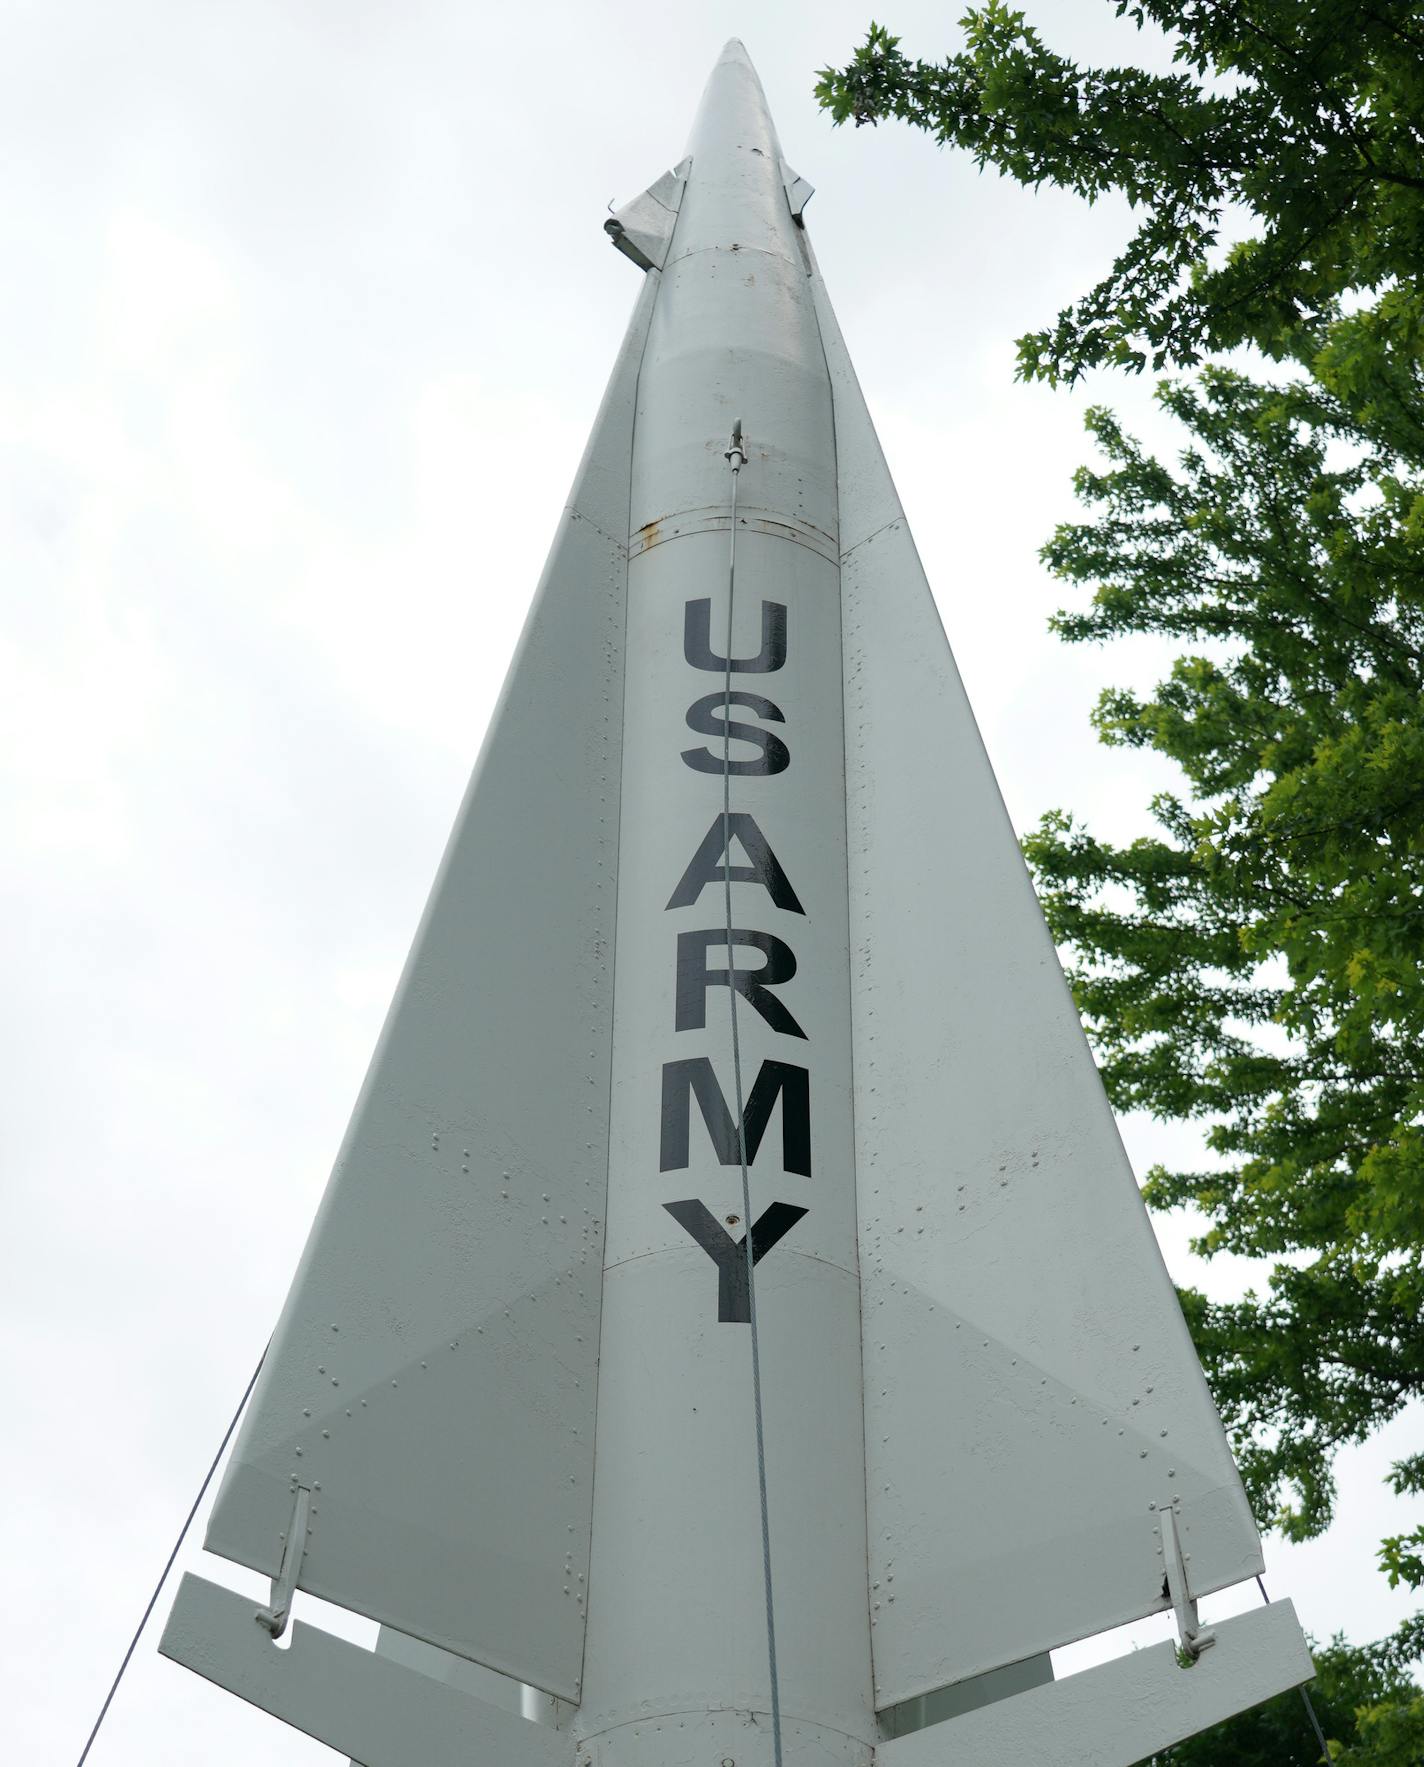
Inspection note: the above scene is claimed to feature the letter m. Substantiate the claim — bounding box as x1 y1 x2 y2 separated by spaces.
659 1057 811 1176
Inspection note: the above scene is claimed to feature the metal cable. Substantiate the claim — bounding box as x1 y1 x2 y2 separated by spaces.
75 1347 267 1767
1254 1574 1333 1763
721 423 785 1767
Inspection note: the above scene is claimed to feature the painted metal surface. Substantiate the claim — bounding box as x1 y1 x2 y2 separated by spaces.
160 1575 567 1767
575 39 874 1767
878 1654 1054 1740
605 159 690 273
345 1625 548 1767
161 37 1313 1767
811 258 1266 1705
879 1602 1314 1767
199 272 657 1701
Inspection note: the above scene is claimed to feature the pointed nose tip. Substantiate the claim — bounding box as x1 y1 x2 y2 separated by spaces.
688 36 780 162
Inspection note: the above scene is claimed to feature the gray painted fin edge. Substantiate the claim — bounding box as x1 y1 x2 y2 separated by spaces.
806 245 1265 1702
160 1574 567 1767
193 273 659 1702
877 1601 1313 1767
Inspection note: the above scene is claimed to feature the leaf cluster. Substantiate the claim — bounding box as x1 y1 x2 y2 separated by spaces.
815 3 1424 382
1025 346 1424 1540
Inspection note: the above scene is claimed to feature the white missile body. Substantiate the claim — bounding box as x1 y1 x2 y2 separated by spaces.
160 42 1314 1767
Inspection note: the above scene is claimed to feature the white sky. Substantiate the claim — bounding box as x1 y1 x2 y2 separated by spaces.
5 3 1417 1761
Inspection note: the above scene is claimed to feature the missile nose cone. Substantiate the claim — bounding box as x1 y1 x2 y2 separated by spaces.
686 35 781 166
674 37 802 268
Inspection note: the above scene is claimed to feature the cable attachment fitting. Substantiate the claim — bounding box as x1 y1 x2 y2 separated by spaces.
724 419 747 474
255 1484 311 1639
1159 1504 1215 1661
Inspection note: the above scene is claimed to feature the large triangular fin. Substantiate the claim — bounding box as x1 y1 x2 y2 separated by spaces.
812 270 1263 1704
200 275 657 1702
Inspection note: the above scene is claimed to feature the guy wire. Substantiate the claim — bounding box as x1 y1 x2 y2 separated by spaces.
75 1346 267 1767
1255 1574 1333 1763
722 420 785 1767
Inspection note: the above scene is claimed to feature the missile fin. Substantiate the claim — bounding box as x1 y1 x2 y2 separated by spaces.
198 273 658 1704
160 1575 567 1767
876 1602 1313 1767
604 158 690 271
781 161 814 224
810 266 1276 1704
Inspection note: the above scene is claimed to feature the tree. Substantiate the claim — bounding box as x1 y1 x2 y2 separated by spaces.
818 1 1424 1752
1021 351 1424 1553
816 3 1424 384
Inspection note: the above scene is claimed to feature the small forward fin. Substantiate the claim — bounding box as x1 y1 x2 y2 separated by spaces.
781 160 814 224
605 158 690 271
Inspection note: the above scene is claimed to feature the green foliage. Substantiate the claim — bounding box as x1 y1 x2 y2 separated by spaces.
1022 345 1424 1537
815 3 1424 383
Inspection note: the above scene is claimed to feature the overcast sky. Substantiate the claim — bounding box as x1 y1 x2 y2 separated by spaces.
6 3 1417 1762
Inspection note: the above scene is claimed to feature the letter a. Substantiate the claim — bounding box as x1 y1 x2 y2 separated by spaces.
666 813 805 914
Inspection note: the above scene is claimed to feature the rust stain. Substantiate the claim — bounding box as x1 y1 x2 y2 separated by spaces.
636 519 662 551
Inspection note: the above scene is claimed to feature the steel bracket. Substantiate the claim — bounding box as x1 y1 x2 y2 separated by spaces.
255 1484 311 1639
1159 1504 1215 1660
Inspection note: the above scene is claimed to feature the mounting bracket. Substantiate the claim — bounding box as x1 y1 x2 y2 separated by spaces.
1160 1504 1216 1660
255 1484 311 1639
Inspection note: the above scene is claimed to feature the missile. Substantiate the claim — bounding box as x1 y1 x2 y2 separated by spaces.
158 40 1314 1767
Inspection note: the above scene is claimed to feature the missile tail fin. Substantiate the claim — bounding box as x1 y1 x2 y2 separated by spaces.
199 275 657 1702
811 268 1265 1705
